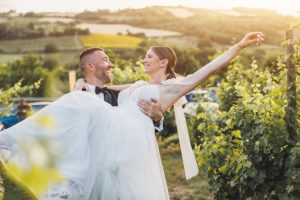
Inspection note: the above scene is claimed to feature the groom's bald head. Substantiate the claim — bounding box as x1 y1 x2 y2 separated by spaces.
79 47 104 71
79 47 114 85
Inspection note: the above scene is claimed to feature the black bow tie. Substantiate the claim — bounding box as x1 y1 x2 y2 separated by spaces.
95 86 109 95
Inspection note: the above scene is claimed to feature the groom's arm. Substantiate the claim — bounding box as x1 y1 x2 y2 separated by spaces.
137 98 164 133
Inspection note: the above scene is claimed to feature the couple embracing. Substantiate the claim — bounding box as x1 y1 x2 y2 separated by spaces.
0 32 264 199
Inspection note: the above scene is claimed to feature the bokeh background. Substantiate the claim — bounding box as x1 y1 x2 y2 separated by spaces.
0 1 300 199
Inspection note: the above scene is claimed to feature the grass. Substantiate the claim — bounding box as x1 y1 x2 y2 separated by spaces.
0 18 7 23
0 36 82 53
80 33 144 48
0 51 80 66
147 36 198 49
5 17 37 26
0 54 24 64
43 51 80 67
0 140 212 200
160 143 213 200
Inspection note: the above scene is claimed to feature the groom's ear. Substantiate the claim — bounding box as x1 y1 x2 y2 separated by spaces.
86 63 95 71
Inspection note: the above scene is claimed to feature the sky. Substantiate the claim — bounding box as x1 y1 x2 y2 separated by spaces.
0 0 299 16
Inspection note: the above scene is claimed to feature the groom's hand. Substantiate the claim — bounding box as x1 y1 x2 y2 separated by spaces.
74 78 89 91
137 98 163 122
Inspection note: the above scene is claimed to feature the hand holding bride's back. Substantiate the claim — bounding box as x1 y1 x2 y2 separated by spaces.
74 78 89 91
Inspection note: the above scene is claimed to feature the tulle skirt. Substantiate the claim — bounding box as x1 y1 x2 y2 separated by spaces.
1 91 169 200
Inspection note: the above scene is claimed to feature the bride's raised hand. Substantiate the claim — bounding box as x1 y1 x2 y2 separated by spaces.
237 32 264 49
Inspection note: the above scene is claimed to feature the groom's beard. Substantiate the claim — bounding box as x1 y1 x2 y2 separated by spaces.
95 72 112 86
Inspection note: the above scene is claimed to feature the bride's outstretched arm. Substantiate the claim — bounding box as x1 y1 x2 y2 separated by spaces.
160 32 264 111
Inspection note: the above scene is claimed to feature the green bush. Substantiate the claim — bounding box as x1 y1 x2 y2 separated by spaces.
0 80 41 116
0 55 70 97
194 54 300 199
0 55 47 96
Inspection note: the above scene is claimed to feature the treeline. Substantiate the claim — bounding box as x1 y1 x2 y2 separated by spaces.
0 20 89 40
0 43 214 96
75 6 298 45
0 55 69 97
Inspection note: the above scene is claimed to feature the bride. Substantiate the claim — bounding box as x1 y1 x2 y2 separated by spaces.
0 32 264 200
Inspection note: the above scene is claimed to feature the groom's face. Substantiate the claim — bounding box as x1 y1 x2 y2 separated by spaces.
93 50 114 84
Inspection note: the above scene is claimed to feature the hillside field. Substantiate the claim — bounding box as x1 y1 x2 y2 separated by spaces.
80 33 144 48
0 36 82 53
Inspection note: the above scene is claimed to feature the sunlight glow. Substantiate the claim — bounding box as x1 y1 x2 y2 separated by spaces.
0 0 299 16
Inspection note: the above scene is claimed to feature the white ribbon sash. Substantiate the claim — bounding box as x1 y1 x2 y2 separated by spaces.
162 78 199 179
174 97 199 179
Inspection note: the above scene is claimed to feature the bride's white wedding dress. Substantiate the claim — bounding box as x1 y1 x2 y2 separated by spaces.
0 82 169 200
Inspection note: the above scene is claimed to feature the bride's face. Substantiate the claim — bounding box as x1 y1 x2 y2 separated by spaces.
143 49 163 75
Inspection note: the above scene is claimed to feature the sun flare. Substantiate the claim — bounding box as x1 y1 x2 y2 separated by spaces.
0 0 299 16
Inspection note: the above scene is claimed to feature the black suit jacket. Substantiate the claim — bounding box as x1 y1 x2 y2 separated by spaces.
82 87 119 106
104 89 120 106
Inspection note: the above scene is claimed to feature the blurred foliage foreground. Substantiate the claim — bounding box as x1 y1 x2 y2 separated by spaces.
0 82 62 199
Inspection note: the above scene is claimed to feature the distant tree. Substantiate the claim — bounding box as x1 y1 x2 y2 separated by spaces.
23 12 37 17
0 22 46 39
210 34 233 45
42 57 59 70
175 48 200 75
197 38 213 48
44 44 58 53
0 24 8 39
27 22 35 30
126 30 146 38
